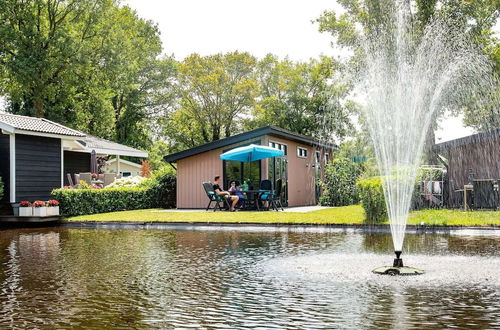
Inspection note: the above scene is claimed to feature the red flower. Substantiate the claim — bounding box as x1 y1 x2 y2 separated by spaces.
19 201 31 207
47 200 59 207
33 200 46 208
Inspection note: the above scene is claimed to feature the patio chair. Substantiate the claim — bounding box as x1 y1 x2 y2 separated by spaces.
259 179 284 211
66 173 75 187
258 179 283 211
259 179 272 191
103 173 117 187
79 173 92 185
74 173 80 185
473 180 496 209
203 182 231 211
448 179 464 208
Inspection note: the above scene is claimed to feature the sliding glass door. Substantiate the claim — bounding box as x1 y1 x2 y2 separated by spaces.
223 160 261 190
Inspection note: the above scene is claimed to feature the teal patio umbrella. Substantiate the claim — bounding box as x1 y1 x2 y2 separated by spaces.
220 144 284 162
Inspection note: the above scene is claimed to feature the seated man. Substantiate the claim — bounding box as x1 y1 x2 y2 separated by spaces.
213 176 239 211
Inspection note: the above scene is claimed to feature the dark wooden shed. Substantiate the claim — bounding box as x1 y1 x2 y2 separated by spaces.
0 113 147 213
433 129 500 189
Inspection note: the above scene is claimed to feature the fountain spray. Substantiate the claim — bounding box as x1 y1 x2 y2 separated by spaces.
355 1 494 275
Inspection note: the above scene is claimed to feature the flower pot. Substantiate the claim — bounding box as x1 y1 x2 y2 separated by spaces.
11 203 20 216
33 207 47 217
19 207 33 217
47 206 60 216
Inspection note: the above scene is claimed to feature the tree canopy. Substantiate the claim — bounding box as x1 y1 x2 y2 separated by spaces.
316 0 499 134
0 0 176 149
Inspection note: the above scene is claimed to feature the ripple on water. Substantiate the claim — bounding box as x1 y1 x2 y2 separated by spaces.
257 252 500 287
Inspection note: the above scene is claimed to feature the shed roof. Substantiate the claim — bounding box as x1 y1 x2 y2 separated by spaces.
0 113 85 137
164 126 337 163
433 129 500 153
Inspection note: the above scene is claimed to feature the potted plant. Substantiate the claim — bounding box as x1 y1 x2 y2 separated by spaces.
47 200 60 216
33 200 47 217
19 201 33 217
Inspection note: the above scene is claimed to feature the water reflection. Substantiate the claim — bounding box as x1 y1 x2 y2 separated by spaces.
0 228 498 328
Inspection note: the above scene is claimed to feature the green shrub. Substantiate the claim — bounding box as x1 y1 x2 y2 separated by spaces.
52 187 151 216
356 177 387 223
320 158 362 206
0 176 4 201
146 166 176 209
52 166 177 216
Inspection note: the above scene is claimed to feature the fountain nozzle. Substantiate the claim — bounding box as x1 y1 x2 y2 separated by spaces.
393 250 403 268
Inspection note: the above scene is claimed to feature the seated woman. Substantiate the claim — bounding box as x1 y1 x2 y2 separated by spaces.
228 181 246 209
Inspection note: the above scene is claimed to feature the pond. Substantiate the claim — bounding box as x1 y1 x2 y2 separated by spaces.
0 226 498 329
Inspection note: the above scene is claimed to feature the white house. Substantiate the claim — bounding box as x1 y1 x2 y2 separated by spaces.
103 158 142 177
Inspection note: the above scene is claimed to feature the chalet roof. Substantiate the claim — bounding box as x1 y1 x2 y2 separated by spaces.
78 135 148 158
0 113 85 137
164 126 337 163
433 128 500 153
0 113 147 158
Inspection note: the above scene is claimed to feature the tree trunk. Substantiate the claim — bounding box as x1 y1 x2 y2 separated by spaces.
33 92 44 118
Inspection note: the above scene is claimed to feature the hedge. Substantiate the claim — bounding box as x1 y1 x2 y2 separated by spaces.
51 188 152 216
356 177 387 223
52 169 176 216
320 158 362 206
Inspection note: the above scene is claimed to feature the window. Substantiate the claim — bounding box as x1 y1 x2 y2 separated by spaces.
324 153 330 164
224 160 260 190
269 141 287 155
315 151 321 164
297 147 308 158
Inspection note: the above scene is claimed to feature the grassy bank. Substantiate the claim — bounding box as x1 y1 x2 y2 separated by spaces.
67 205 500 226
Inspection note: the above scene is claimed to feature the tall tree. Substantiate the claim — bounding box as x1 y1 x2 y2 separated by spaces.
247 54 353 141
316 0 499 159
0 0 176 149
164 52 258 150
0 0 115 118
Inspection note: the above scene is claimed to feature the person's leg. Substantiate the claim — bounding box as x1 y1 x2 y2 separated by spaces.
231 196 239 210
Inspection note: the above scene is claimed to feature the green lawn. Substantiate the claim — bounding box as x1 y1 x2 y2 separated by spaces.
66 205 500 226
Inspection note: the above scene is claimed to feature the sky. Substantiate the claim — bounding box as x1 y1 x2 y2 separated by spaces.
123 0 484 143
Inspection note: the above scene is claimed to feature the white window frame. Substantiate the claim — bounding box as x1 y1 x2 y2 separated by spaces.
269 140 288 156
324 153 330 164
297 146 308 159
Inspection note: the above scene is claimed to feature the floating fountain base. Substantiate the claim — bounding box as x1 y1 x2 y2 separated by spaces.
372 251 424 275
372 266 424 276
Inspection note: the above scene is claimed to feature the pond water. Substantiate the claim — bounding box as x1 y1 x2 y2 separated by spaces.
0 226 498 329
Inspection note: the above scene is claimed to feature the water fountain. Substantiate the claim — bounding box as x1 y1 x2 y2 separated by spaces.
355 1 495 275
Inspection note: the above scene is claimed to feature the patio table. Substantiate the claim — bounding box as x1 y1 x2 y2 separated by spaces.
463 182 499 211
241 190 271 211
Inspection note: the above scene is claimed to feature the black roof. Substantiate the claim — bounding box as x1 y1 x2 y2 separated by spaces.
433 128 500 153
164 126 337 163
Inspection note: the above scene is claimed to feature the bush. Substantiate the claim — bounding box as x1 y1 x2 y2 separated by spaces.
106 175 148 188
146 166 176 209
51 166 177 216
0 176 3 201
52 187 151 216
356 177 387 223
320 158 362 206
